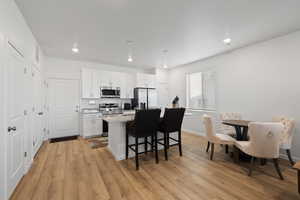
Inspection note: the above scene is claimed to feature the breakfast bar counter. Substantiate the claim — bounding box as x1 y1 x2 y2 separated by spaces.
103 110 189 160
103 112 167 160
103 113 135 160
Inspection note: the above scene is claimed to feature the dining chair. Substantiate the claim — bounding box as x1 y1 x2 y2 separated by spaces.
272 116 296 166
220 112 242 136
126 109 161 170
157 108 185 160
202 114 235 160
235 122 284 180
293 161 300 194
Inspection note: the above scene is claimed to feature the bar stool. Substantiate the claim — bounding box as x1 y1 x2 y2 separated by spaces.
158 108 185 160
126 109 161 170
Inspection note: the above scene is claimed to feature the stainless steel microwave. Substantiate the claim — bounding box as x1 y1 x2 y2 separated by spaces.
100 87 120 98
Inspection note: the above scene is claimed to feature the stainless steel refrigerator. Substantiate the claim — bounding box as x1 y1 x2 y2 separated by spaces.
133 87 158 109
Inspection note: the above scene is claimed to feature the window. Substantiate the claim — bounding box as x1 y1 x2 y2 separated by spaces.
186 71 216 110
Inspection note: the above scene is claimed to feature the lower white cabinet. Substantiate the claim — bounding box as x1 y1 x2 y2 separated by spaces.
81 114 103 138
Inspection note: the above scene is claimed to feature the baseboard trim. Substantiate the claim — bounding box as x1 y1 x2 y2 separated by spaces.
182 129 204 136
24 158 33 174
280 153 300 162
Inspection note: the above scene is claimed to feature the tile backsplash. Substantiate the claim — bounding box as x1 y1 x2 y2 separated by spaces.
80 98 131 109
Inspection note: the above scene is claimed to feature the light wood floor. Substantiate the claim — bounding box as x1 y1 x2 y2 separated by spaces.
11 133 299 200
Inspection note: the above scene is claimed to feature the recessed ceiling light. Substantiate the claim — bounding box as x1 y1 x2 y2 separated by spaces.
223 38 231 45
72 43 79 53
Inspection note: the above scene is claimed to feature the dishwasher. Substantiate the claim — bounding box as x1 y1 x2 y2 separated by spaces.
81 109 103 138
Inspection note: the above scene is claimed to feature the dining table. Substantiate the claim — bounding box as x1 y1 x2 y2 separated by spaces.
222 120 251 141
222 119 252 162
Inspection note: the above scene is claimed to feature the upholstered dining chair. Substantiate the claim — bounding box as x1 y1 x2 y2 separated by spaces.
235 122 284 180
272 116 296 166
220 112 242 136
202 114 235 160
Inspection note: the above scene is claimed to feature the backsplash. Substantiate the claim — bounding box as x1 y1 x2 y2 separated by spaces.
80 98 131 109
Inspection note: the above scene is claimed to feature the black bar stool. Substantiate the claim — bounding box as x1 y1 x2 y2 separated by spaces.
125 109 161 170
158 108 185 160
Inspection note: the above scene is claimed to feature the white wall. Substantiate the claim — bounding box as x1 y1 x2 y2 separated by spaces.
169 30 300 160
45 57 153 80
0 0 44 199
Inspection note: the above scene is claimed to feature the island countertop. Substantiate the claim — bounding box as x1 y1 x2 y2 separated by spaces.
103 110 192 123
102 110 135 123
103 114 134 123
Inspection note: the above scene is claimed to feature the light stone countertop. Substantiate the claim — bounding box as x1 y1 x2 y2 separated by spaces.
103 110 192 123
103 113 135 123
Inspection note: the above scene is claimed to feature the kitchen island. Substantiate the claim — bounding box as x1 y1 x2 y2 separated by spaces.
103 113 144 160
103 112 166 160
103 110 190 160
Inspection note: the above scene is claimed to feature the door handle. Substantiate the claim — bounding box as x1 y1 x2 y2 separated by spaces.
8 126 16 132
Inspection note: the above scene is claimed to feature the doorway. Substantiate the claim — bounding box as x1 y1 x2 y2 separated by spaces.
48 78 80 139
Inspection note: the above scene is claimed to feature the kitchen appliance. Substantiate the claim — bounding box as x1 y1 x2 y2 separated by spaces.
133 87 158 109
99 103 122 137
123 103 132 110
80 109 103 138
100 87 120 98
99 103 122 115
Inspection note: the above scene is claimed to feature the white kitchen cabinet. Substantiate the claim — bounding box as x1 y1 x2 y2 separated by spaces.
125 73 135 98
81 68 137 99
119 73 135 99
92 70 104 97
81 68 97 98
98 70 113 87
136 73 156 88
112 71 123 88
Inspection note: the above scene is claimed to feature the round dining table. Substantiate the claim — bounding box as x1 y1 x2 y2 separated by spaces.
222 120 252 141
222 120 253 162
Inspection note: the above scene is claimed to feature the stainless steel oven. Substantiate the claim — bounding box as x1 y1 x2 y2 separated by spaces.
100 87 120 98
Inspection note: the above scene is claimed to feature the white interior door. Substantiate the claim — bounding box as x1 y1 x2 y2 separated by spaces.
32 67 43 155
49 79 80 138
6 44 25 197
23 65 33 170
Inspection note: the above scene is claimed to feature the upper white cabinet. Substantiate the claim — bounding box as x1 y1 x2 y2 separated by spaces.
120 73 135 99
81 68 96 98
136 73 156 88
96 70 113 87
81 68 138 99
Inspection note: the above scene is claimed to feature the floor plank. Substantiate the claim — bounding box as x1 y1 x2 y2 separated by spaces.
10 133 300 200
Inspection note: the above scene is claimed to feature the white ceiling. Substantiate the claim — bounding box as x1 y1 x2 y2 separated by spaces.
15 0 300 68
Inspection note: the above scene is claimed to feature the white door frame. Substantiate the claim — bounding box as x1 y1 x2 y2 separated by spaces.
48 77 80 139
0 35 8 200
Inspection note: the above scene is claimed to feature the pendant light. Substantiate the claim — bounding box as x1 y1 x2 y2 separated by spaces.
127 40 133 62
72 43 79 53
